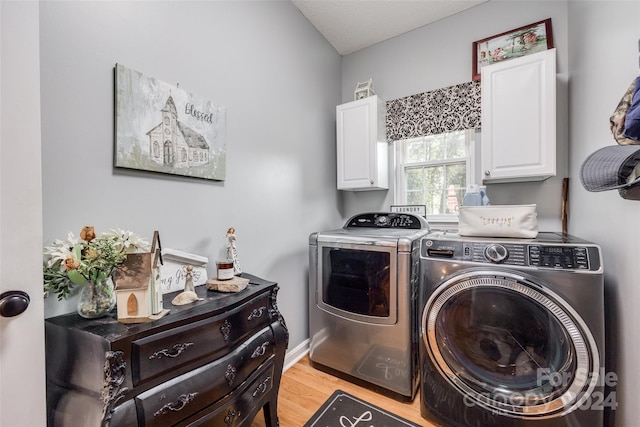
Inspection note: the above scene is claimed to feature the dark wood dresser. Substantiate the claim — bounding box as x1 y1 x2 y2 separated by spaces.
45 273 288 427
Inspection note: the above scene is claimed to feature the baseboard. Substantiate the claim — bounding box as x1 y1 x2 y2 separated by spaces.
283 338 309 372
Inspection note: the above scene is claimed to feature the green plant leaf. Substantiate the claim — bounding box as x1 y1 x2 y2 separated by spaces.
72 244 82 260
67 269 86 285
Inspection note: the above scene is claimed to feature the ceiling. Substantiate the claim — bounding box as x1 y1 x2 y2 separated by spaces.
291 0 488 56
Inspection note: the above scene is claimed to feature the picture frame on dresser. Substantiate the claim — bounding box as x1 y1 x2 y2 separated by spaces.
472 18 554 81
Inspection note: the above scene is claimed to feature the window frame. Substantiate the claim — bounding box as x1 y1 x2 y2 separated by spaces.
394 129 476 224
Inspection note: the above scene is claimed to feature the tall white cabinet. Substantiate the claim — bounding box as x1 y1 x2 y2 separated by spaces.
481 48 556 183
336 95 388 191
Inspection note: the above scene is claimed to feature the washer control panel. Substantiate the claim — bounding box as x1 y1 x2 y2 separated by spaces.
528 245 590 269
421 238 599 271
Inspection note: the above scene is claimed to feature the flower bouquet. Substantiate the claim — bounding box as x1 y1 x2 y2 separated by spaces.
43 226 149 318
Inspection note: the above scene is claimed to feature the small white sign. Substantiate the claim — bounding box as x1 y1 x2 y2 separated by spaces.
159 249 209 294
390 205 426 217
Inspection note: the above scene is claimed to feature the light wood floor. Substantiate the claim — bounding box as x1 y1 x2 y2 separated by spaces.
250 355 443 427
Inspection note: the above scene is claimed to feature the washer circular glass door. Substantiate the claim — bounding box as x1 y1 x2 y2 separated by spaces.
422 270 599 419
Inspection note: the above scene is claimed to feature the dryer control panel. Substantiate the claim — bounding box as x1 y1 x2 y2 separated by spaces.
421 237 601 271
344 212 430 230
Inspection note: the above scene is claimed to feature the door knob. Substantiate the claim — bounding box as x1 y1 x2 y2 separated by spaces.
0 290 30 317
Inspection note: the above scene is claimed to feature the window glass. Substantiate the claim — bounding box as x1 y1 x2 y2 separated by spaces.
396 129 474 220
445 163 466 214
406 140 425 163
445 132 466 159
425 135 444 161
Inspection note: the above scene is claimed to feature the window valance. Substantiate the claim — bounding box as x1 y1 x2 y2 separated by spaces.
386 81 481 141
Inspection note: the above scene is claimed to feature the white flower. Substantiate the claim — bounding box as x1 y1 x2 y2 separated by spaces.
102 228 150 253
43 233 80 269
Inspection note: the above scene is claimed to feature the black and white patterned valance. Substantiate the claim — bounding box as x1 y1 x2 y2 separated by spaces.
386 81 481 141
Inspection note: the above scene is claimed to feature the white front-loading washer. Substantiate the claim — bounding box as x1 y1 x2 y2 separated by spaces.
419 231 606 427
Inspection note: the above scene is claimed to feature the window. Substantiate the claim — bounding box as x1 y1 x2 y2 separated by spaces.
395 129 475 222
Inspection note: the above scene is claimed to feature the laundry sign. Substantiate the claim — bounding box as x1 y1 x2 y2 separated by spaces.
114 64 227 180
390 205 426 217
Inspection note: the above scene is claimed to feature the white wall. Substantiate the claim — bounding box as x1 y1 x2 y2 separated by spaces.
39 1 343 352
568 2 640 427
340 1 570 232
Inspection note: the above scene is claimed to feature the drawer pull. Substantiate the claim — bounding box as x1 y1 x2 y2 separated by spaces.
153 392 198 417
251 342 270 359
225 364 237 387
224 408 240 426
220 319 232 341
252 376 271 397
247 306 267 321
149 342 194 360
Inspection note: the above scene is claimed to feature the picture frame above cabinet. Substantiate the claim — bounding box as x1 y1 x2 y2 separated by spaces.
336 95 389 191
481 48 556 183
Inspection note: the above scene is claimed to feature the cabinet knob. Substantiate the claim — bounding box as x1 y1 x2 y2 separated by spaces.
484 170 491 176
0 290 30 317
370 180 374 185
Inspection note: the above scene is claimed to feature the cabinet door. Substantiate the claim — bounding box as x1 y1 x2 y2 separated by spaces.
481 48 556 183
336 96 388 190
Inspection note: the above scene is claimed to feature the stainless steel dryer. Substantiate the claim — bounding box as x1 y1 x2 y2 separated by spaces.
419 231 605 427
309 212 430 401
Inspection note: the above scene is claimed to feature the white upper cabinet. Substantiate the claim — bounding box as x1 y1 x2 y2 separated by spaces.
481 48 556 183
336 95 388 191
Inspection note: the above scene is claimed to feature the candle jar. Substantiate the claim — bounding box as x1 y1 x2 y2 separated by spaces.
216 260 235 281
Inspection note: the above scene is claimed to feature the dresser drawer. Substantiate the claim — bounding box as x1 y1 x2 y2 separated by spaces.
132 294 272 385
177 363 275 427
135 326 275 426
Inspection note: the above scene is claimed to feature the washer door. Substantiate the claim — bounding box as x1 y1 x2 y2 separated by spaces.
422 270 599 419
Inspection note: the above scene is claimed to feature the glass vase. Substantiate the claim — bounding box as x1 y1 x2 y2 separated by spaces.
77 276 116 319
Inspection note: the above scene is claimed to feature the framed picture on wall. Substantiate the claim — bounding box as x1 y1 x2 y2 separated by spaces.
472 18 553 81
114 64 227 181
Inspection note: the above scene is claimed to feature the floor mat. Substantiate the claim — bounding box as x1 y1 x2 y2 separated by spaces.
303 389 422 427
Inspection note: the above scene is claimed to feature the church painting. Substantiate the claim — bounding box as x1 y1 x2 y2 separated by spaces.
115 64 226 180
